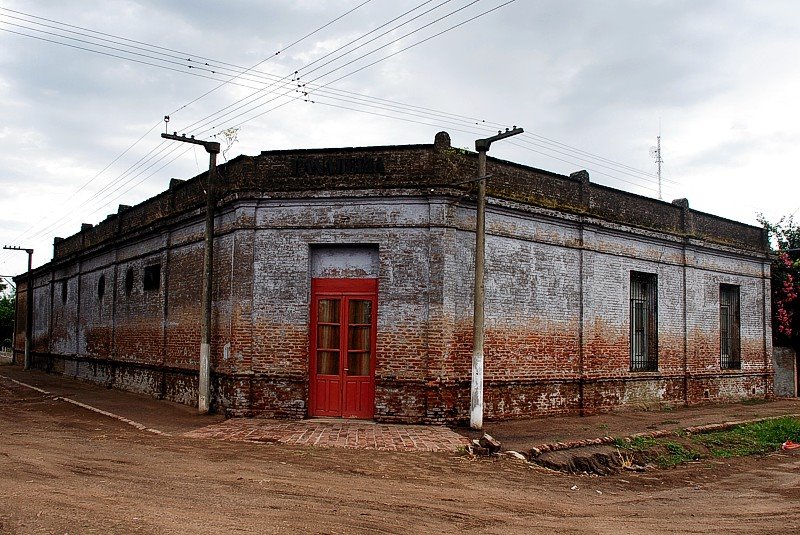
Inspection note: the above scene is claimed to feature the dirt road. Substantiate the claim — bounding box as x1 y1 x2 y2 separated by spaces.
1 379 799 534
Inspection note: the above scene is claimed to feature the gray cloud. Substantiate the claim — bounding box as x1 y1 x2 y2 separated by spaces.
1 0 799 274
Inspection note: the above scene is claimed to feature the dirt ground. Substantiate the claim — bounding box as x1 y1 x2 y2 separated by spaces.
1 380 800 534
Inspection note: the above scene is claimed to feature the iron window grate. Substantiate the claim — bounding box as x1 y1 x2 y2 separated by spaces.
720 284 741 369
630 271 658 372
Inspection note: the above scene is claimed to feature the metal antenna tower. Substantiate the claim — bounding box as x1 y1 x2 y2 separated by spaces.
650 134 663 200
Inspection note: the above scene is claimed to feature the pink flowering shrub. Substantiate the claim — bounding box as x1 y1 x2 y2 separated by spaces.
760 216 800 346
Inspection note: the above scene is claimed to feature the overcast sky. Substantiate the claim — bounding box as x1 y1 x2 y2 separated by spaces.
1 0 798 276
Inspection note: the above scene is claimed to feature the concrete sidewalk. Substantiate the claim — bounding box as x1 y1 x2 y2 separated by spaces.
0 363 224 435
3 362 800 455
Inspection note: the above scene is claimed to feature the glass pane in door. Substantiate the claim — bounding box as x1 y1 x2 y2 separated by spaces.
347 300 371 376
347 352 370 376
317 326 340 349
348 326 370 351
317 351 339 375
316 299 340 375
349 300 371 324
318 299 340 323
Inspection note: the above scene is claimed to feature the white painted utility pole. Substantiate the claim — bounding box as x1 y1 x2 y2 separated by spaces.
471 127 523 430
161 132 220 414
3 246 33 369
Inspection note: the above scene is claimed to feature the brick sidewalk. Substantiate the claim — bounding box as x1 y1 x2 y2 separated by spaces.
184 419 470 453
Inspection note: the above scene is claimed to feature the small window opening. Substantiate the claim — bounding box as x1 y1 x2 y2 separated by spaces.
630 271 658 371
125 267 134 296
97 275 106 300
720 284 741 369
143 264 161 291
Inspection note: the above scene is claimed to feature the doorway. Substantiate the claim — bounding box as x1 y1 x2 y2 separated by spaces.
310 278 377 418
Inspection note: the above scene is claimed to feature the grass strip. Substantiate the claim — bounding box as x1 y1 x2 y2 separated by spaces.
694 416 800 458
615 416 800 468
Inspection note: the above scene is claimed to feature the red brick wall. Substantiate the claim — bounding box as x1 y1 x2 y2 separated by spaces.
20 136 773 423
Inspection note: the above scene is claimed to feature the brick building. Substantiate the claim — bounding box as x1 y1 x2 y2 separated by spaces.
13 132 773 423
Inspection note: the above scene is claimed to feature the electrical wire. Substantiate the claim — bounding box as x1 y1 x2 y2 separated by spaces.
7 0 494 218
0 0 450 228
1 1 491 138
0 1 673 193
0 0 679 266
0 1 378 258
0 1 375 109
166 0 375 116
165 0 465 134
181 1 520 137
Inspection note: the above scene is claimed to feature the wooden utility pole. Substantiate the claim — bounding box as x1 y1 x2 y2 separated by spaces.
471 127 523 430
3 246 33 369
161 133 220 414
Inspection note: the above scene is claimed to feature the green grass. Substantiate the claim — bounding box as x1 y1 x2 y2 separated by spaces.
695 417 800 458
657 442 700 467
613 417 800 468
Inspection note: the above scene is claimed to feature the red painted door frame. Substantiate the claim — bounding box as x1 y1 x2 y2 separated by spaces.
310 278 377 419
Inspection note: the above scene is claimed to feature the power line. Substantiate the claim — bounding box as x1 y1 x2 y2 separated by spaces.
301 0 468 79
166 0 375 116
0 1 379 255
172 0 666 195
307 96 675 197
186 2 520 134
318 0 514 88
39 0 496 203
5 120 164 246
0 3 449 122
1 1 375 101
8 143 184 248
1 2 507 150
167 0 468 134
1 1 490 137
0 1 678 265
0 1 674 194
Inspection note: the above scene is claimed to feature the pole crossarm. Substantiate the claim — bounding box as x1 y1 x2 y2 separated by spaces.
3 246 34 254
161 133 220 154
475 127 524 152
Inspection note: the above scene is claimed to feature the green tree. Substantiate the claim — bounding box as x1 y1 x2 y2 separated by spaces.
0 287 15 348
759 215 800 351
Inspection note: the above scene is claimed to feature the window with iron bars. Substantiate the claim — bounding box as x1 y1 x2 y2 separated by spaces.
720 284 741 369
143 264 161 292
630 271 658 371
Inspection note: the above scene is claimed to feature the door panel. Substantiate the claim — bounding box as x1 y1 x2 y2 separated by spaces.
310 279 377 419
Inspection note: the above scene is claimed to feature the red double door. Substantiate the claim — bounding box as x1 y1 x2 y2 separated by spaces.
310 278 377 419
